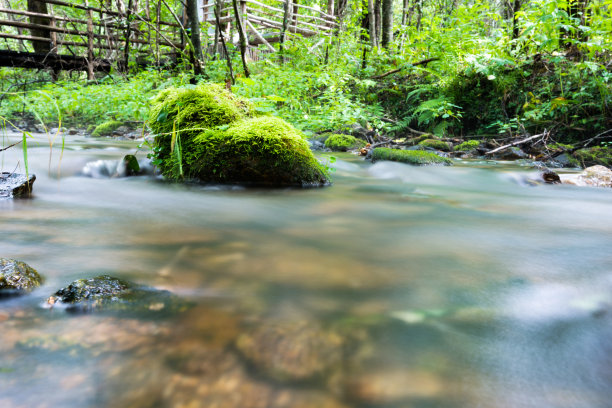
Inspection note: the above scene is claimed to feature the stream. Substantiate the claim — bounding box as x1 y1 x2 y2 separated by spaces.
1 131 612 408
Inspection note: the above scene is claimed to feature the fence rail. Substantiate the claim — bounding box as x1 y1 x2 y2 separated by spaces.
0 0 337 77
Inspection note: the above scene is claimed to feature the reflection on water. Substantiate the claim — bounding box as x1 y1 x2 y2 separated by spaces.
1 132 612 407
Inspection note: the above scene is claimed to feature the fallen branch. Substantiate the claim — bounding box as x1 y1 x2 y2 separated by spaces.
581 128 612 148
372 58 440 80
484 131 548 156
0 139 22 152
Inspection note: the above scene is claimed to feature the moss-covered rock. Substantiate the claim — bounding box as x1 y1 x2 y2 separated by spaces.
570 146 612 168
148 84 329 186
188 116 329 186
454 140 481 151
46 275 190 314
371 148 453 166
91 120 124 137
418 138 452 151
324 134 366 151
0 258 42 296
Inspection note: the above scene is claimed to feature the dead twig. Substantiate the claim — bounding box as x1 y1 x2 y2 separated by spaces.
0 139 23 152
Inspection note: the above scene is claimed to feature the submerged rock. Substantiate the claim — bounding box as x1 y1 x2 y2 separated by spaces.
343 368 444 406
563 165 612 188
0 172 35 199
148 84 329 187
371 147 453 166
0 258 43 296
46 275 189 314
236 320 344 383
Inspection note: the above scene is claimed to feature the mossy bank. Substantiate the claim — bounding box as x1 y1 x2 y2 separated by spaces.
148 83 329 187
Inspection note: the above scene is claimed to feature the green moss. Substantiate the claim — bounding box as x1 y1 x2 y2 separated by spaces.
188 116 329 186
407 134 434 145
454 140 481 151
371 148 453 166
148 83 254 178
571 146 612 168
324 134 366 151
148 84 328 186
91 120 123 137
418 138 452 151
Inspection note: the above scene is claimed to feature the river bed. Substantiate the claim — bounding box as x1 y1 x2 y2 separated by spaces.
1 131 612 408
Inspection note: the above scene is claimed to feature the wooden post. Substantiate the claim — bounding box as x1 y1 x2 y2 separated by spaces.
214 6 234 84
291 0 298 32
85 0 95 79
232 0 250 77
279 0 292 63
156 0 161 67
26 0 52 53
212 0 220 59
123 0 134 72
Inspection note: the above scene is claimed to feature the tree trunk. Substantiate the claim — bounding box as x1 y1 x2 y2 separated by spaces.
26 0 51 53
367 0 377 47
280 0 293 64
327 0 335 16
381 0 394 48
374 0 382 45
416 0 423 31
185 0 202 59
232 0 250 77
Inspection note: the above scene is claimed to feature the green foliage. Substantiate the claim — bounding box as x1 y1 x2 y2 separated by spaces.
91 120 123 137
324 134 366 151
418 138 452 151
0 70 188 127
371 148 453 166
454 140 481 151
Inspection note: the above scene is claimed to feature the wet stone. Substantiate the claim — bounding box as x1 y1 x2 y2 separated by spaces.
236 320 344 383
0 258 43 297
0 173 35 199
46 275 190 314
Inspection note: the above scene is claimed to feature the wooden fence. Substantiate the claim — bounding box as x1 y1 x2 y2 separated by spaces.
0 0 337 77
0 0 185 78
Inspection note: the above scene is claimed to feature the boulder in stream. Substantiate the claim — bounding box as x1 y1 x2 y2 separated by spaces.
0 258 43 297
0 172 35 199
563 165 612 188
148 84 329 187
46 275 190 314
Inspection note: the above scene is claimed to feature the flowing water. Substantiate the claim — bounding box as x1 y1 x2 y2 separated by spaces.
1 131 612 408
